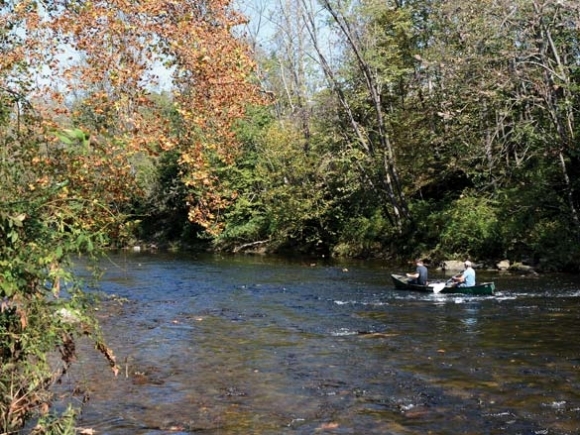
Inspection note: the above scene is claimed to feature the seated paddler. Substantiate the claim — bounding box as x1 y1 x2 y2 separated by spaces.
452 260 476 287
406 258 428 285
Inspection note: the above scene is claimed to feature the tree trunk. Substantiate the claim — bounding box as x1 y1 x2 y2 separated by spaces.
304 0 410 230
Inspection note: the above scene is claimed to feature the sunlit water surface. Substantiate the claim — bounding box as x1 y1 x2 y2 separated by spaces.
60 252 579 434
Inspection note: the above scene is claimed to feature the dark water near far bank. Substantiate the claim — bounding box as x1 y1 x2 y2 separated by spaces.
62 252 580 434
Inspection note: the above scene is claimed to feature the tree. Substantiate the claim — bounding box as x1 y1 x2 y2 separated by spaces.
416 0 580 262
300 0 414 230
3 0 263 236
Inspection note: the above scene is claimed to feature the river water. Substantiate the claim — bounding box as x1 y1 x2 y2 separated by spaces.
64 252 580 435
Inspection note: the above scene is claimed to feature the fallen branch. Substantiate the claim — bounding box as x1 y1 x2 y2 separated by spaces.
232 240 270 253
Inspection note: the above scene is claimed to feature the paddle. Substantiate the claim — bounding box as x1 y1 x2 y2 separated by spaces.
430 282 446 293
430 275 459 294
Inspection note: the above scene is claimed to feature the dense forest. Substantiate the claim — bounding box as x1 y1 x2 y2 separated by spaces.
227 0 580 271
1 1 580 431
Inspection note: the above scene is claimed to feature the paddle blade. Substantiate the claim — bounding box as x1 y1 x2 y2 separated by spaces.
430 283 446 293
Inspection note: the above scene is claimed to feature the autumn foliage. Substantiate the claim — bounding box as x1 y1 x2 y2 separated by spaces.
2 0 263 234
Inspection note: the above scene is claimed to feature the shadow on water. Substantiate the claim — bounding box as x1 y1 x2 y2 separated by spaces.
59 252 580 434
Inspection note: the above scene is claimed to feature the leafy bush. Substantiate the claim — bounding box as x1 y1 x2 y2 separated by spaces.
332 210 390 258
0 195 117 433
437 194 501 259
526 218 580 271
0 115 119 432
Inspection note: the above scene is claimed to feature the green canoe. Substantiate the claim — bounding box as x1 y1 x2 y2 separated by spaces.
391 274 495 296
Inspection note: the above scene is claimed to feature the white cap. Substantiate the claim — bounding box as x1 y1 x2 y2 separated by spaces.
464 260 472 267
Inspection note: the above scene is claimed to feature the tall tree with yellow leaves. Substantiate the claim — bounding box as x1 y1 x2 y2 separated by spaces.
2 0 263 235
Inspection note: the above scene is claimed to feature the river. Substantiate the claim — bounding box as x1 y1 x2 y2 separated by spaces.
62 251 579 434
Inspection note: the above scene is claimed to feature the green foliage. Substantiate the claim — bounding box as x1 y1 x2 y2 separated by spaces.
135 149 200 244
437 194 501 259
526 218 580 271
262 185 330 252
211 111 342 254
494 180 580 271
54 128 90 148
332 209 390 258
198 0 580 269
0 119 118 432
393 199 446 259
114 0 580 270
30 405 77 435
212 108 273 248
0 193 113 433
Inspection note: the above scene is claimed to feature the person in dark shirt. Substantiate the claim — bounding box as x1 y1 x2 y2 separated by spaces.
406 259 428 285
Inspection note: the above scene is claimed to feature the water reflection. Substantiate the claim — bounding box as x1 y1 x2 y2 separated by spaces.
58 252 580 435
